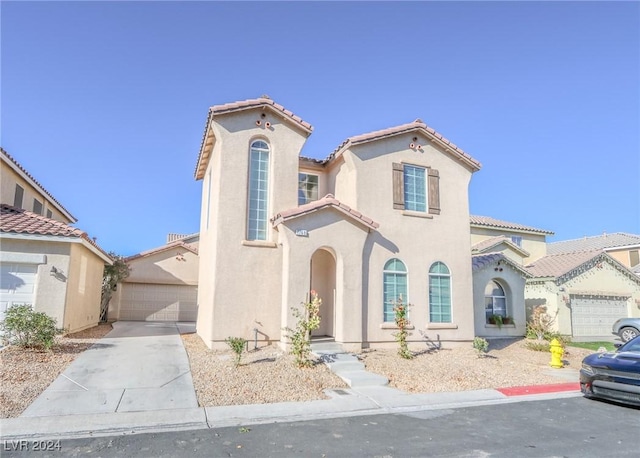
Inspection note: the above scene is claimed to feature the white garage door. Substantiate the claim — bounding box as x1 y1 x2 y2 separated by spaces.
571 296 628 337
119 283 197 322
0 263 38 322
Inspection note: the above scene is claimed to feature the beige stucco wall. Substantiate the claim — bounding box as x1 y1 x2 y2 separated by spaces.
473 263 528 338
64 243 105 333
470 228 547 264
0 160 72 223
606 248 640 268
126 249 199 285
196 109 310 348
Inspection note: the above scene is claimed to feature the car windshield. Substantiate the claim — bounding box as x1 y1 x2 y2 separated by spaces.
619 338 640 353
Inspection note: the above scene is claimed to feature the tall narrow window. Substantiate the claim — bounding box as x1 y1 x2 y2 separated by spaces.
14 184 24 208
33 199 43 215
46 209 53 219
383 258 408 322
403 165 426 212
298 173 319 205
429 262 451 323
485 280 506 322
247 140 270 241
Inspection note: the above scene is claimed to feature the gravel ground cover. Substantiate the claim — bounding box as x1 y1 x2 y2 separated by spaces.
1 325 593 418
0 323 113 418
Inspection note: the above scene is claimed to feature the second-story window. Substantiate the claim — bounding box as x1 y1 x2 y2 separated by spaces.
510 236 523 247
33 198 43 215
247 140 270 241
392 163 440 214
14 184 24 208
403 165 427 212
298 173 319 205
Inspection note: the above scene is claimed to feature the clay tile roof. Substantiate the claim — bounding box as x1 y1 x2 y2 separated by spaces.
126 240 198 262
0 148 77 223
547 232 640 254
471 235 530 257
525 250 604 278
195 97 313 180
271 194 379 231
471 252 532 277
470 215 554 235
0 204 111 262
327 120 482 172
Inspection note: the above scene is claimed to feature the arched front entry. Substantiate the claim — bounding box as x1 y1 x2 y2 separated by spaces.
310 248 336 337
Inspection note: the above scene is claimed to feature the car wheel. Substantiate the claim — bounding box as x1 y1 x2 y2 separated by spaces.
619 326 639 342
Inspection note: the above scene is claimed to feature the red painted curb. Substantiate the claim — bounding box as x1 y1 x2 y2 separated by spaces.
497 382 580 396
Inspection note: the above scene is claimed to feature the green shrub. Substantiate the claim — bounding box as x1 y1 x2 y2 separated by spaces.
393 297 414 359
283 291 321 368
225 336 247 367
473 337 489 356
0 304 60 350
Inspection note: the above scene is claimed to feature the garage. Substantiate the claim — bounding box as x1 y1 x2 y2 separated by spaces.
118 283 197 322
570 295 629 337
0 263 38 321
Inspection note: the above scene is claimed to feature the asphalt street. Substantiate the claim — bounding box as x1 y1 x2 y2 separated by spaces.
3 397 639 457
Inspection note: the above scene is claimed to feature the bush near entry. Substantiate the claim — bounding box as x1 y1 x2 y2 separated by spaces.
0 304 61 350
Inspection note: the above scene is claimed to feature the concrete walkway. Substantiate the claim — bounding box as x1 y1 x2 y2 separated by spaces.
0 323 584 442
21 321 198 417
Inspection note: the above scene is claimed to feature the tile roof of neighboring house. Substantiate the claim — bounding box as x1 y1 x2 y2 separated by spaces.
471 235 530 257
166 232 200 244
327 119 482 172
0 204 111 262
1 148 77 223
471 252 532 277
195 97 313 179
126 240 198 262
547 232 640 254
470 215 554 235
271 194 379 231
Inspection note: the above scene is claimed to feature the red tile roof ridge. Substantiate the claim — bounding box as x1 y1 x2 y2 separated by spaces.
209 97 313 132
272 194 379 230
1 148 77 222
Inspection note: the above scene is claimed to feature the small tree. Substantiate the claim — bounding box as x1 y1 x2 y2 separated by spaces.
393 297 414 359
284 291 321 368
100 252 130 322
473 337 489 357
0 304 60 350
526 305 557 340
226 337 247 367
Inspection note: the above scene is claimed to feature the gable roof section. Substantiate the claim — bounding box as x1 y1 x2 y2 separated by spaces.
0 204 111 263
525 250 640 286
547 232 640 254
126 240 198 262
471 235 530 257
194 97 313 180
470 215 554 235
327 119 482 172
472 252 532 277
271 194 379 231
1 148 77 223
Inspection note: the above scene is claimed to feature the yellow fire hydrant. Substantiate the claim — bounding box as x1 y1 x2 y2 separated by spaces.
549 338 564 368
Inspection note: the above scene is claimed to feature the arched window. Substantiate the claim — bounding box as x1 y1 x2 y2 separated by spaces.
485 280 506 323
247 140 270 240
429 262 451 323
383 258 407 322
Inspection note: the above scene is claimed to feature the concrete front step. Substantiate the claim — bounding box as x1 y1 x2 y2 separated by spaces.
310 342 347 354
311 342 389 388
336 370 389 387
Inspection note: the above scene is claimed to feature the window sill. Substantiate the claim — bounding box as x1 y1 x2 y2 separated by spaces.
426 323 458 330
485 324 516 329
380 323 415 330
402 211 433 219
241 240 278 248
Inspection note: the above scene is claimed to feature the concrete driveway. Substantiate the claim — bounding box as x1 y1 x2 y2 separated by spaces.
21 321 198 417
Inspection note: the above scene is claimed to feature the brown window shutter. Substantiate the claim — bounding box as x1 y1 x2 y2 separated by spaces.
428 168 440 215
392 163 404 209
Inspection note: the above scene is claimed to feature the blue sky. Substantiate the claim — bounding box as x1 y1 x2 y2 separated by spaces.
2 1 639 256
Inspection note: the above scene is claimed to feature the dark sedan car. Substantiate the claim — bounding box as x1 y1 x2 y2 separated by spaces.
580 336 640 406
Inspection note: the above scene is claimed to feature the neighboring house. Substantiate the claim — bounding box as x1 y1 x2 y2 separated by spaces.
525 250 640 338
108 233 199 322
470 216 553 338
0 204 112 332
0 149 111 332
1 148 77 223
548 232 640 272
193 97 483 350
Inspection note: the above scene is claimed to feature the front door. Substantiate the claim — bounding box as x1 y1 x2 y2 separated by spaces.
310 249 336 337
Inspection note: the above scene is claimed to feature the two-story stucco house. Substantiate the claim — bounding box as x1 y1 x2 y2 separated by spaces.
193 97 485 350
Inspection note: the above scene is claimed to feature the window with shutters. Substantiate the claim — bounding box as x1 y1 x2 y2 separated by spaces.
247 140 270 241
14 184 24 208
392 163 440 215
